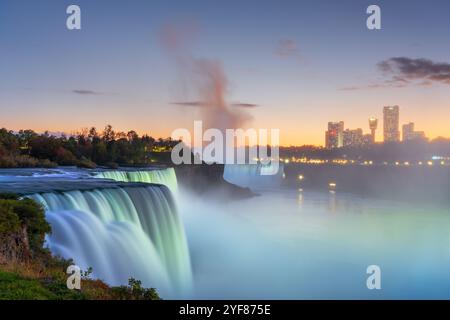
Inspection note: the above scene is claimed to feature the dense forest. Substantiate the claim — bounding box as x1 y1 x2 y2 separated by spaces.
0 125 179 169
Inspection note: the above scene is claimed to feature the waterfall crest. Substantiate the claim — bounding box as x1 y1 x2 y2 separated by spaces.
95 168 178 193
29 184 192 298
223 163 285 189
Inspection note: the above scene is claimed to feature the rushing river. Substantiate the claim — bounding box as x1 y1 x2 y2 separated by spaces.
1 166 450 299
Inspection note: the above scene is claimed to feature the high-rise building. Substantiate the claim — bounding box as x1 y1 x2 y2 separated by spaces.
325 121 344 149
343 128 364 147
363 134 373 145
402 122 427 142
368 117 378 143
383 106 400 142
402 122 415 141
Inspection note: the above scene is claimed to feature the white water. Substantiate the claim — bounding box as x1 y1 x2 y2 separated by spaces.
29 185 192 298
223 163 285 189
95 168 178 193
5 165 450 299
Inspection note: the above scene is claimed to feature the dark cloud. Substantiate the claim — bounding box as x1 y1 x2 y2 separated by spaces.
72 89 103 95
172 101 259 108
378 57 450 85
231 103 259 108
339 84 383 91
340 57 450 91
171 101 206 107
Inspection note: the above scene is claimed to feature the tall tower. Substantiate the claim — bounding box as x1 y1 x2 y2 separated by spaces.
383 106 400 142
368 117 378 143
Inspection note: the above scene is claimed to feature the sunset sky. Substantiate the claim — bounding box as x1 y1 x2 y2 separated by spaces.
1 0 450 146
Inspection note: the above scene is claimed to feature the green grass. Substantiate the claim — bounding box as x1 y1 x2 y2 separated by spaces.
0 271 57 300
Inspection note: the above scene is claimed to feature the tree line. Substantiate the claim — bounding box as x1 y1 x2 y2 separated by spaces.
0 125 179 168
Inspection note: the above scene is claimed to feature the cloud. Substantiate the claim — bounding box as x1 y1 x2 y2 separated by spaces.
340 57 450 91
72 89 103 95
172 101 259 108
231 103 259 108
377 57 450 85
275 39 301 59
339 84 384 91
172 101 206 107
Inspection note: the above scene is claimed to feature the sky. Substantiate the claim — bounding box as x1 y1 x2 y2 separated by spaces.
1 0 450 146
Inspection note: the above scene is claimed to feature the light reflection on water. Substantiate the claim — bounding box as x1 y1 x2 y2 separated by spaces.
180 187 450 299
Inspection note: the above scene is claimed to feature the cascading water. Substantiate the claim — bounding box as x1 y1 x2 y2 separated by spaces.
223 163 285 190
28 184 192 298
95 168 178 193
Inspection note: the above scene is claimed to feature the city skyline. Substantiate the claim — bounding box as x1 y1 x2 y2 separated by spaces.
1 1 450 146
325 105 429 149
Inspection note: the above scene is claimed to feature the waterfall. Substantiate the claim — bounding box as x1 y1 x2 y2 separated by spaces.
95 168 178 193
28 184 192 298
223 163 285 189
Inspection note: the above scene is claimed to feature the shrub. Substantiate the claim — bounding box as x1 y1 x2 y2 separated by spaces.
77 157 97 169
0 155 17 168
38 159 58 168
110 278 161 300
55 147 78 166
14 155 38 167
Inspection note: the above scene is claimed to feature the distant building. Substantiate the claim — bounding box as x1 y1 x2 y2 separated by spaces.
325 121 344 149
368 117 378 143
343 128 364 147
402 122 415 141
363 134 373 145
383 106 400 142
402 122 427 142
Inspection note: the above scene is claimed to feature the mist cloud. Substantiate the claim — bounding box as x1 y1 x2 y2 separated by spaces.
160 23 255 132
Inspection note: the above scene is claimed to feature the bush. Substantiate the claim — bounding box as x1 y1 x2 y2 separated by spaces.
0 155 17 168
77 157 97 169
0 154 57 168
14 155 39 168
55 147 78 166
110 278 160 300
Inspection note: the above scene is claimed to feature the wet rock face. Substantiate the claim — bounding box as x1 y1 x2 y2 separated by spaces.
0 227 31 265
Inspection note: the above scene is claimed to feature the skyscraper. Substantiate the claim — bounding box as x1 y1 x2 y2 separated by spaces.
368 117 378 143
402 122 427 142
325 121 344 149
402 122 415 141
343 128 364 147
383 106 400 142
